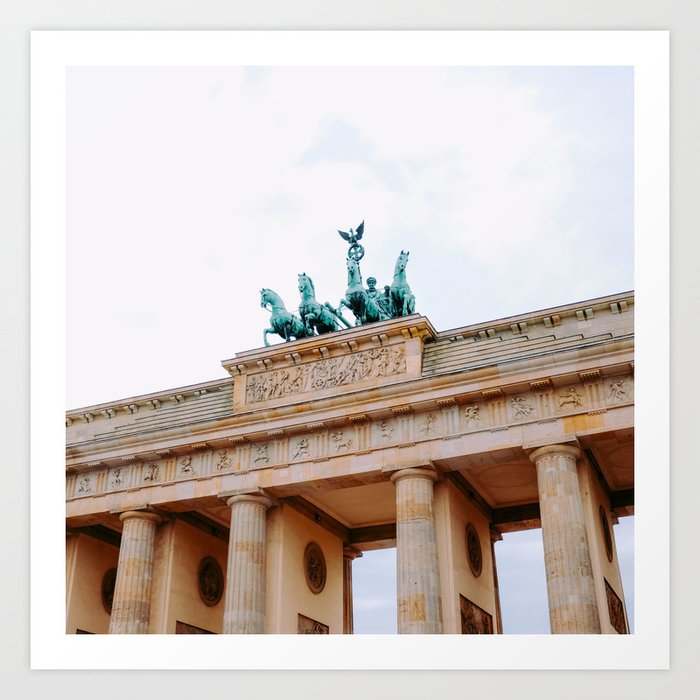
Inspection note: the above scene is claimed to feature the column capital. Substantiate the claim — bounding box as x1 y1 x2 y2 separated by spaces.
223 491 275 510
529 443 581 464
343 545 363 561
118 510 162 525
389 466 439 485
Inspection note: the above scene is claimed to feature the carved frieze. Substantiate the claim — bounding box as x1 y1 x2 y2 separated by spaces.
464 405 483 429
298 613 329 634
178 456 195 477
375 419 394 441
215 449 233 471
460 594 494 634
558 387 584 411
291 438 312 462
420 413 439 435
510 396 535 420
607 378 633 404
245 345 406 403
109 467 126 490
605 579 628 634
77 476 92 495
143 463 160 482
331 430 352 452
67 373 634 500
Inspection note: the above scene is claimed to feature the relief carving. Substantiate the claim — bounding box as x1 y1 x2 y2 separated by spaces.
465 523 483 577
605 579 628 634
77 476 91 494
291 438 311 461
197 556 224 606
558 387 584 409
608 379 630 403
144 463 159 482
253 443 270 464
376 419 394 440
510 396 535 419
245 345 406 403
179 456 194 476
304 541 326 594
464 405 482 427
420 413 438 435
460 594 494 634
110 468 123 489
331 431 352 452
298 613 329 634
215 449 232 471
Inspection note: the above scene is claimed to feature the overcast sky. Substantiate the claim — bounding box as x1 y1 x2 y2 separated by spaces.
66 65 634 633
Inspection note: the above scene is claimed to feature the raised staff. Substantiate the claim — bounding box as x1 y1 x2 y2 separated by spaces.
338 220 365 262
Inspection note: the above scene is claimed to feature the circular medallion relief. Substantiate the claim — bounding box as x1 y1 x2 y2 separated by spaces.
198 556 224 606
304 542 327 594
599 506 614 563
101 567 117 614
465 523 483 578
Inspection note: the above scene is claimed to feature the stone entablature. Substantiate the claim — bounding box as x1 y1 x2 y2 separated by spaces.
66 293 634 517
66 370 634 504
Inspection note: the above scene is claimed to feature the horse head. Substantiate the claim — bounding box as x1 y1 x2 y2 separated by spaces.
395 250 410 274
346 256 362 283
298 272 315 298
261 288 283 310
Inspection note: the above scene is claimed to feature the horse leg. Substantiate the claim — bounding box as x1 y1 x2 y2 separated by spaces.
263 328 273 347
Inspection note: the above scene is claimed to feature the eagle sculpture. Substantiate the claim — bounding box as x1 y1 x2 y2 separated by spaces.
337 220 365 245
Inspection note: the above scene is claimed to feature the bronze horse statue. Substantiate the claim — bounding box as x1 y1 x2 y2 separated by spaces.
390 250 416 317
298 273 351 336
338 256 390 326
260 288 310 347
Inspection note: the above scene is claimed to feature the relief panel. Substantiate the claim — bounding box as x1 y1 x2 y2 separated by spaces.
460 594 494 634
297 613 329 634
605 578 628 634
244 345 406 404
606 377 634 406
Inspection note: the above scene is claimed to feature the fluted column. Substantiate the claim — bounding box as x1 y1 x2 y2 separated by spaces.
223 493 273 634
530 444 601 633
343 546 362 634
108 510 161 634
390 467 442 634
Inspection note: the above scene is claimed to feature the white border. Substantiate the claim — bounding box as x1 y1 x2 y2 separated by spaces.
31 30 669 669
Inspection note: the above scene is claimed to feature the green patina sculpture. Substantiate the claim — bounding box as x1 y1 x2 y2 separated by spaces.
260 288 311 347
260 221 417 345
337 220 365 262
298 272 352 335
338 256 391 326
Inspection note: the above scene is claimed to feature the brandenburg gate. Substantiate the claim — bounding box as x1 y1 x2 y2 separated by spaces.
65 227 633 635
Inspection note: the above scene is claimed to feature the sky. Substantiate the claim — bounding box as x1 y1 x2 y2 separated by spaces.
66 65 634 634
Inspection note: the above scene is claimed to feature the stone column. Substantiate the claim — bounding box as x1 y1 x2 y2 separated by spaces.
390 467 442 634
489 527 504 634
223 493 273 634
108 510 161 634
529 444 601 633
343 546 362 634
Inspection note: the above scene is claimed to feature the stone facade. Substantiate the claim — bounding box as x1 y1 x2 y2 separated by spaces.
66 292 633 634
